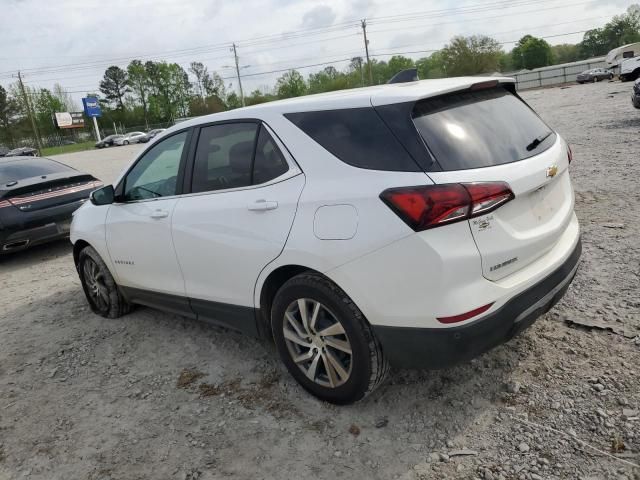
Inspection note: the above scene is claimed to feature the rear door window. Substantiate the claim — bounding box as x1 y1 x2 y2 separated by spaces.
285 108 420 172
191 123 258 193
412 87 556 171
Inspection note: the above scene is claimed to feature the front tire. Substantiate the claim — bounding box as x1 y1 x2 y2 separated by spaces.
123 140 129 145
78 246 130 318
271 272 388 404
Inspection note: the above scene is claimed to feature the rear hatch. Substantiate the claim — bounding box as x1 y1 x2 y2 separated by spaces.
378 84 574 281
0 158 101 214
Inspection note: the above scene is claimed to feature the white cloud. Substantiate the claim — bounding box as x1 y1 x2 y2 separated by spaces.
301 5 337 29
0 0 635 102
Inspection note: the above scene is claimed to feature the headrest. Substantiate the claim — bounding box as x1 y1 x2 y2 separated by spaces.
229 141 254 173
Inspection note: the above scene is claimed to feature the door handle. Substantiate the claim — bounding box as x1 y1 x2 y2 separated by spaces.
247 200 278 211
150 209 169 219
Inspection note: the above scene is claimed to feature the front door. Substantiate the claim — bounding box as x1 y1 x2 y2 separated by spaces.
171 122 304 330
106 130 190 312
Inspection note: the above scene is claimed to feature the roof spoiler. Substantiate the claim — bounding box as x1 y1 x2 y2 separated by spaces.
387 68 419 84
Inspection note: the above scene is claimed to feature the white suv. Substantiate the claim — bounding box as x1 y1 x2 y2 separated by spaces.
71 77 581 404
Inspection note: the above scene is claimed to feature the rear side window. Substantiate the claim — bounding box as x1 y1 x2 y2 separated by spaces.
0 158 75 184
253 127 289 184
192 123 258 193
285 108 420 172
412 87 556 171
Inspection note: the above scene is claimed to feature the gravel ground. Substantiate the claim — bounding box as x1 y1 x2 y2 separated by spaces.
1 81 639 480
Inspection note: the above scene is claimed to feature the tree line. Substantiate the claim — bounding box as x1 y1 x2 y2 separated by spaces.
1 5 638 148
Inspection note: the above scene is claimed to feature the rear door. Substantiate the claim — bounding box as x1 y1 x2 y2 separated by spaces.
402 86 574 280
171 122 304 327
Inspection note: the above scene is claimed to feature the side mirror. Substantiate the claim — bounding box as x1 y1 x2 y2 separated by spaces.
90 185 115 206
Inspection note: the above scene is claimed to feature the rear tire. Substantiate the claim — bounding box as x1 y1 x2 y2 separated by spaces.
271 272 388 404
123 140 129 145
78 246 130 319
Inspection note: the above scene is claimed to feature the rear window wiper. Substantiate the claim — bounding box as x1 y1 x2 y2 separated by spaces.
526 131 554 152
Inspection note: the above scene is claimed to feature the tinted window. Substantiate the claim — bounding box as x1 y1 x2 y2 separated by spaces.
412 87 555 171
191 123 258 193
0 158 75 183
124 131 187 201
285 108 420 172
252 126 289 184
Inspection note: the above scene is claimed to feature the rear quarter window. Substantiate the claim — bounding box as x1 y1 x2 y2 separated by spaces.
412 87 556 171
285 108 420 172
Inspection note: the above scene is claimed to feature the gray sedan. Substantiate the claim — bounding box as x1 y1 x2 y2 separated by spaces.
577 68 613 84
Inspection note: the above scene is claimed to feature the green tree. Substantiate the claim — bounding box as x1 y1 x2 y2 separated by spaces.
127 60 150 127
416 52 446 79
245 88 277 106
579 5 640 57
512 35 554 70
203 71 226 100
440 35 503 76
386 55 415 79
551 44 581 64
276 70 307 98
308 66 349 93
226 92 242 109
189 61 209 106
34 88 65 135
100 66 129 110
0 85 20 145
142 61 190 121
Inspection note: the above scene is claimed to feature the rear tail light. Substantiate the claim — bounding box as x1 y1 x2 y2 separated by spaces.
380 182 514 231
567 145 573 164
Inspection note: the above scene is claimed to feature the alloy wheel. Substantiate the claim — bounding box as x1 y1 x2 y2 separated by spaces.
282 298 353 388
83 258 109 311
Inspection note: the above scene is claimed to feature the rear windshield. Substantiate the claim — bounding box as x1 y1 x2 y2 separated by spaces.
285 108 420 172
0 158 74 184
412 87 555 171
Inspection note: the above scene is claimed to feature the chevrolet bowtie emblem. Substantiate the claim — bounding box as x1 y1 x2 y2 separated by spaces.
546 165 558 178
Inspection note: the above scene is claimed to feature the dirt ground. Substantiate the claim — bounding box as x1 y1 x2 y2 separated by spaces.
1 82 639 480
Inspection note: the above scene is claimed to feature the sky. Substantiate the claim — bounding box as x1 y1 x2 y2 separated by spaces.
0 0 636 107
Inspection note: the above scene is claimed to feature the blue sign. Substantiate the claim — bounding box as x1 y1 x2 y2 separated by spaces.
82 97 102 118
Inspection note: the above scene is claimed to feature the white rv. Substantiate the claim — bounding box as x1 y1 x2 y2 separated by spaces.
606 42 640 68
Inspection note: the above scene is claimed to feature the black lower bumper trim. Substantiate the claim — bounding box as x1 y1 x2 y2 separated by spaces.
373 238 582 369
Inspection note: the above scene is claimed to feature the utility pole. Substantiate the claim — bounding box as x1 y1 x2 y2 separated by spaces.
361 19 373 85
231 43 246 107
16 71 43 154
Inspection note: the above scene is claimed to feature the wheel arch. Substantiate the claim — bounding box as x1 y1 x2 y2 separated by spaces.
72 239 91 269
256 264 315 338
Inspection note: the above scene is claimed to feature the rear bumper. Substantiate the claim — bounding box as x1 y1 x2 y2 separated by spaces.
0 199 84 253
373 237 582 369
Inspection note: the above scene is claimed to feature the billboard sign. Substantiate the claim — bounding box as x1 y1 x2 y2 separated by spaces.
82 97 102 118
54 112 85 129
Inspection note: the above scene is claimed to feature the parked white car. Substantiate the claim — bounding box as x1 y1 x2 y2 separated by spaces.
114 131 146 146
71 77 581 404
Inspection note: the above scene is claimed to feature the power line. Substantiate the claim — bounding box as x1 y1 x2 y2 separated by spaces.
0 0 580 79
367 0 597 35
15 23 605 98
370 17 607 54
